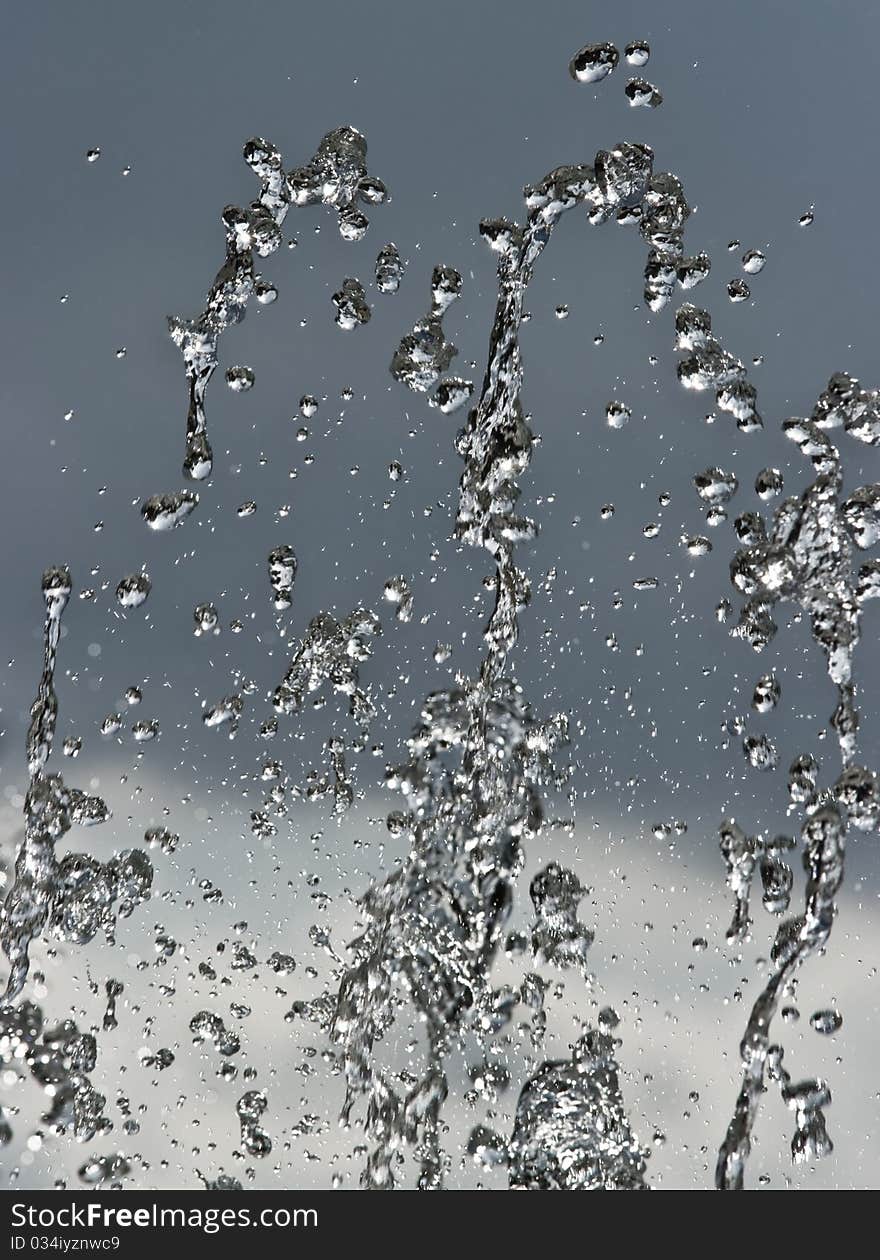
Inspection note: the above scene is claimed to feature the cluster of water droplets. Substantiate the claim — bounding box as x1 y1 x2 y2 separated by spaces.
326 128 727 1189
1 570 153 1006
325 49 877 1188
0 570 154 1178
390 264 465 398
570 40 661 109
715 370 880 1188
239 608 384 841
165 126 385 496
3 39 876 1193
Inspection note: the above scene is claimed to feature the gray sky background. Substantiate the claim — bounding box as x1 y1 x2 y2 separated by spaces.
2 0 880 1190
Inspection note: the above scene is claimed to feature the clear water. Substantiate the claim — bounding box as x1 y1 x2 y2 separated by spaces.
2 9 879 1192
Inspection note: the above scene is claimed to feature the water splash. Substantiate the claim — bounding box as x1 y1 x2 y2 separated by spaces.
4 47 876 1194
1 570 152 1005
273 607 381 723
0 1003 110 1143
329 134 722 1189
529 863 594 975
716 379 880 1188
166 128 386 491
390 265 462 393
507 1024 648 1189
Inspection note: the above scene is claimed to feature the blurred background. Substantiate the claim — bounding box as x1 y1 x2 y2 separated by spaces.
1 0 879 1189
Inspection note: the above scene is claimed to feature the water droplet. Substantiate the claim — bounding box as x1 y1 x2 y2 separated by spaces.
694 467 738 505
383 576 414 622
752 673 780 714
682 535 712 556
115 574 151 609
605 399 631 429
743 732 778 771
226 365 255 392
332 278 371 330
810 1009 842 1035
755 467 784 500
194 603 220 636
625 78 662 108
141 491 198 531
625 41 650 67
375 242 404 294
569 42 619 84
